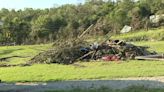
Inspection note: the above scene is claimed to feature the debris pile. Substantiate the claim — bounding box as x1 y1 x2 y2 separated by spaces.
29 39 156 64
29 39 89 64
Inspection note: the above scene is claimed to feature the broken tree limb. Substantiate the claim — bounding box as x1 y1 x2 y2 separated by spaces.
135 54 164 61
77 51 94 60
91 50 98 60
78 24 94 39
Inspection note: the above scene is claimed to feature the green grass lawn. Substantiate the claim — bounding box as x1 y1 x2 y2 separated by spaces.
0 44 51 65
0 60 164 82
0 40 164 82
111 28 164 41
87 28 164 42
134 41 164 54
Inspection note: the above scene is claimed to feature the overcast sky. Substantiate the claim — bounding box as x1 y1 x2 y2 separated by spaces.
0 0 85 10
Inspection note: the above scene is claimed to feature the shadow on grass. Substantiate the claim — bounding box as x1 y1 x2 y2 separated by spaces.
0 48 24 56
0 79 164 92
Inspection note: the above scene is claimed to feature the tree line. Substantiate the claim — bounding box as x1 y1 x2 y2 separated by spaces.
0 0 163 45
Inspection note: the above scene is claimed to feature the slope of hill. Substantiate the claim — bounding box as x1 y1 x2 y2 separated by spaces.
111 28 164 41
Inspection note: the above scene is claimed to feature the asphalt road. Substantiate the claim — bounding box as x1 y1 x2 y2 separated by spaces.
0 77 164 92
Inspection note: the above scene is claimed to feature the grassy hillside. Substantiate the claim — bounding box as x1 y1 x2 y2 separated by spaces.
111 28 164 41
87 28 164 42
0 41 164 82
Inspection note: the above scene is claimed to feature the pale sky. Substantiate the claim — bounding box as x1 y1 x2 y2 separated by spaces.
0 0 85 10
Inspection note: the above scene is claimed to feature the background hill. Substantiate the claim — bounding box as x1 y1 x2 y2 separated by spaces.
0 0 163 45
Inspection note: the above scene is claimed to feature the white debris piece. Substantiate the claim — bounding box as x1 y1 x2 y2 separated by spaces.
120 25 132 34
150 14 164 23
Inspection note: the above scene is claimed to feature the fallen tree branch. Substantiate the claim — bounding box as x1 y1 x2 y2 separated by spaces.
135 55 164 61
78 24 94 39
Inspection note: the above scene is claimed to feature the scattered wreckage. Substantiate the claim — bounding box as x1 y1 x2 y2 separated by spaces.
29 39 162 65
0 38 163 67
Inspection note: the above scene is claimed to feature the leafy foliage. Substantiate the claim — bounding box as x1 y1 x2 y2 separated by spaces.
0 0 163 45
